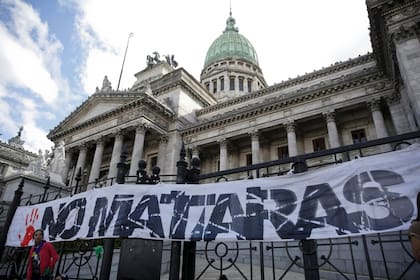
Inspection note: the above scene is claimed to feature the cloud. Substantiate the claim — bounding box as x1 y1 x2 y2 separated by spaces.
69 0 372 91
0 25 59 102
0 0 72 151
18 97 54 152
0 86 53 152
0 85 17 139
0 0 373 154
0 0 63 103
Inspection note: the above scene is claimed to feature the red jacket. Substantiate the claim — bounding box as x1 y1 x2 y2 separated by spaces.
26 241 58 279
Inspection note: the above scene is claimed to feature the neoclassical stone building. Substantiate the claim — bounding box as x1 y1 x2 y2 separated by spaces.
47 1 420 188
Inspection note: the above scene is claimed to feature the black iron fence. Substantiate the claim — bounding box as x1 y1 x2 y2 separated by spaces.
0 130 420 279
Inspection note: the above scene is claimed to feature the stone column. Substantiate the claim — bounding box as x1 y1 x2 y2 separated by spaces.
368 100 389 139
157 134 168 174
74 144 87 179
250 131 260 165
235 76 239 93
88 137 105 188
324 112 340 148
191 145 200 159
252 79 258 91
286 122 298 157
129 123 147 176
108 130 124 179
393 31 420 125
218 138 228 171
386 94 411 135
62 149 73 184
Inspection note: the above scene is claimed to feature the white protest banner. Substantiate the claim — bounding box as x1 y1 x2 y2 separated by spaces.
6 145 420 247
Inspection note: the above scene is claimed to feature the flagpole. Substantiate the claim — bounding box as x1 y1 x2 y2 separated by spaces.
117 32 134 91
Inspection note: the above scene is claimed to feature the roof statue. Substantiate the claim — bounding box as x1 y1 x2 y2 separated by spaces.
25 149 47 177
19 142 66 184
164 54 178 68
8 126 25 149
146 51 161 67
101 75 112 92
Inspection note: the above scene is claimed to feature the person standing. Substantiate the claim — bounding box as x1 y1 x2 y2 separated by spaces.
26 229 59 280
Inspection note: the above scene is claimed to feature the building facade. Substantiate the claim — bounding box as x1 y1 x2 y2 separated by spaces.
0 128 38 189
47 1 420 188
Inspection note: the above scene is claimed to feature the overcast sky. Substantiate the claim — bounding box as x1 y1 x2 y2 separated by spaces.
0 0 372 153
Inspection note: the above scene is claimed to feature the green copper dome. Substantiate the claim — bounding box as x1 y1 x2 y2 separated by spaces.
204 14 259 68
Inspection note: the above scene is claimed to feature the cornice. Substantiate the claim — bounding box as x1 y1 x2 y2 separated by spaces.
48 94 174 141
0 142 37 165
367 0 420 75
385 1 420 42
382 0 420 16
367 0 419 11
182 70 386 137
391 22 420 42
197 54 375 116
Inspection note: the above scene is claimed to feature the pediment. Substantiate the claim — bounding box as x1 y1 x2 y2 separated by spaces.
50 94 138 137
74 101 123 125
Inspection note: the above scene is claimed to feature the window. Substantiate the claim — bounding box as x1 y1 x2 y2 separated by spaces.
230 77 235 90
205 82 210 91
239 78 244 91
247 79 252 92
312 137 326 152
212 80 217 93
150 156 158 167
277 146 289 159
246 154 252 165
220 77 224 91
351 129 367 144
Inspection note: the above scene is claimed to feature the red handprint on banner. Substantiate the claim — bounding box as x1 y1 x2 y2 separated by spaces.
18 208 39 247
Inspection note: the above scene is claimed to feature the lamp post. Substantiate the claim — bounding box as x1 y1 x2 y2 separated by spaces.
116 32 134 91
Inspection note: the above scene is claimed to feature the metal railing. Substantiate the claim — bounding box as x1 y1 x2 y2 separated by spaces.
1 130 419 279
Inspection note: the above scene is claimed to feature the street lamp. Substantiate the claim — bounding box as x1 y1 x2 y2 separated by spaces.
116 32 134 91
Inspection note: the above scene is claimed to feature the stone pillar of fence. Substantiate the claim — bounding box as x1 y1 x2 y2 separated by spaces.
0 179 24 259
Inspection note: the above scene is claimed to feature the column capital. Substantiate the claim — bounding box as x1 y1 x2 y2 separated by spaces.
135 121 149 134
95 135 105 145
286 122 296 133
217 137 229 146
367 99 381 112
248 130 259 139
159 134 168 144
79 143 88 152
390 22 419 43
385 92 401 106
110 128 124 140
183 136 192 144
189 145 201 156
323 111 336 123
